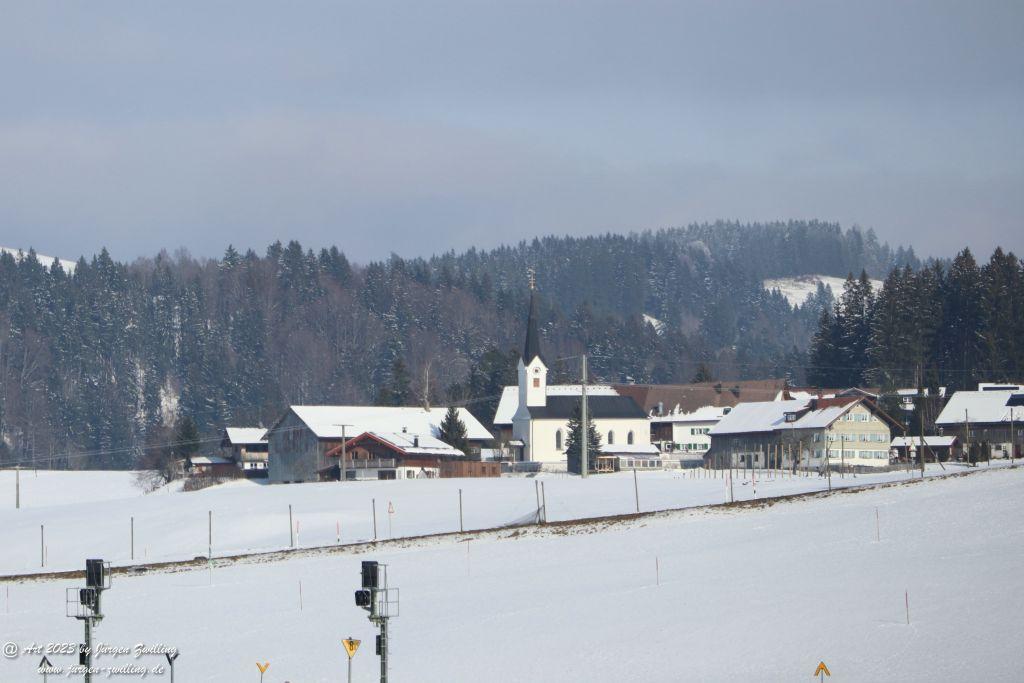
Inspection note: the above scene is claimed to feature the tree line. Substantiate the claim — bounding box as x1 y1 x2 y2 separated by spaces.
0 221 910 468
808 247 1024 393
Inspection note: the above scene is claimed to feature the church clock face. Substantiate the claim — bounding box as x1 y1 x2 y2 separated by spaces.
534 368 540 374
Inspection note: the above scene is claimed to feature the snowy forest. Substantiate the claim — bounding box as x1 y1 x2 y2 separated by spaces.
808 247 1024 393
0 221 920 468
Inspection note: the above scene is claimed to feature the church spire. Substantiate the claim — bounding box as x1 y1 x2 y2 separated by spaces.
523 270 544 364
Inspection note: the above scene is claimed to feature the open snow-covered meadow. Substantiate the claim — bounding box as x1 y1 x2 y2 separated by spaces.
0 464 996 576
1 466 1022 681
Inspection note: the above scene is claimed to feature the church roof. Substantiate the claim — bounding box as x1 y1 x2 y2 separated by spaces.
523 288 544 364
524 395 647 420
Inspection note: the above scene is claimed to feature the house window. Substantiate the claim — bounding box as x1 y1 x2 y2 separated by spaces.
608 431 615 445
533 378 540 388
627 431 634 445
556 429 562 451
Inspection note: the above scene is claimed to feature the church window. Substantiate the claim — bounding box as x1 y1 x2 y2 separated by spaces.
556 429 562 451
627 431 634 445
532 378 540 388
608 431 615 445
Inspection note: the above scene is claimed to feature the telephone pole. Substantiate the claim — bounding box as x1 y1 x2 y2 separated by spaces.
581 354 589 479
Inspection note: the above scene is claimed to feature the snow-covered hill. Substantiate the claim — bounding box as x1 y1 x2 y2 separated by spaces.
1 246 77 273
763 274 882 307
1 467 1020 681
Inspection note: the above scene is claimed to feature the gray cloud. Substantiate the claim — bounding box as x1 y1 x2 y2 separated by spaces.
0 1 1020 263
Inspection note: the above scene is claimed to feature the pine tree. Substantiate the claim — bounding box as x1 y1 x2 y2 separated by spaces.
438 405 469 455
376 358 412 406
565 400 602 475
172 416 201 461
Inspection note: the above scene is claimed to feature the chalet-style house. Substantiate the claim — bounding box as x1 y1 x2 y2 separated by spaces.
322 430 500 481
707 395 902 470
220 427 269 477
266 405 492 483
506 285 651 470
935 384 1023 460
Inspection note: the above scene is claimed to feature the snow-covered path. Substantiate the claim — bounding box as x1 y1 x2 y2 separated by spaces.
2 466 1022 681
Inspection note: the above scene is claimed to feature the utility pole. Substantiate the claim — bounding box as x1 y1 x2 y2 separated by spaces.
337 424 353 482
965 409 972 466
1010 406 1016 467
15 465 20 509
580 354 589 479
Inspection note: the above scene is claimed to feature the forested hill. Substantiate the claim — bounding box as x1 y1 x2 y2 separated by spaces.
0 221 915 468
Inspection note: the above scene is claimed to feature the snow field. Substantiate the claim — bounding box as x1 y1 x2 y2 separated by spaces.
1 467 1021 681
0 464 1007 576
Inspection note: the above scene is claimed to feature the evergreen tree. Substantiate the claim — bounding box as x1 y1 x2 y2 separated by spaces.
172 416 201 461
376 357 412 406
565 401 602 475
438 405 469 455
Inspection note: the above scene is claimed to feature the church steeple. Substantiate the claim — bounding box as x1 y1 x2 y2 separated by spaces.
523 274 544 364
518 269 548 408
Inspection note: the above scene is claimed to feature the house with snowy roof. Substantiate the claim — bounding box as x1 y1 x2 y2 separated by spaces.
935 384 1024 460
707 395 901 471
220 427 269 477
266 405 492 483
649 405 730 462
320 430 500 481
505 282 653 469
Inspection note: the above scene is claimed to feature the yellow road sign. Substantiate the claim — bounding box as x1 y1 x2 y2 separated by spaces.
256 662 270 674
343 638 361 658
813 661 831 677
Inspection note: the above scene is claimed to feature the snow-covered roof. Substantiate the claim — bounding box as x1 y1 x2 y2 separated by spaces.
284 405 492 441
891 436 957 448
364 431 465 457
650 405 728 424
224 427 267 445
709 398 863 436
935 390 1024 426
599 443 661 456
189 455 233 465
493 385 619 425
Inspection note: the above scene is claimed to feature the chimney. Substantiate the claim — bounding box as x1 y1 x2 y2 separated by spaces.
413 436 419 448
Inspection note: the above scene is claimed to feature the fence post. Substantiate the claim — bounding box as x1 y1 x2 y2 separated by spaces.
633 469 640 513
372 498 378 540
289 504 294 548
458 488 464 533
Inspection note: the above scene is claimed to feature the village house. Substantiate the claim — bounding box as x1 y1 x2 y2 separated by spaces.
707 395 901 471
505 284 651 470
648 405 730 463
935 384 1024 460
266 405 492 483
321 430 501 481
890 435 961 462
220 427 269 477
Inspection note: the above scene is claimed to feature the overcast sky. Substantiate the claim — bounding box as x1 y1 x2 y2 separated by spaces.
1 1 1021 264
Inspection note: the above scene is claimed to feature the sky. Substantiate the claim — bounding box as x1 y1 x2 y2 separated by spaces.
1 1 1021 265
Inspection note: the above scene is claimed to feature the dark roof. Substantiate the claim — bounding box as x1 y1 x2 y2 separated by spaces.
523 289 544 364
614 379 789 415
526 395 647 420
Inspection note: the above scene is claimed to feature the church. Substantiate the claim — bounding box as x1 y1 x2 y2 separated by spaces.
506 282 654 470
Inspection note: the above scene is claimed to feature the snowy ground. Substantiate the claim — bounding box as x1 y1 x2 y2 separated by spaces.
1 466 1021 681
763 274 883 307
0 464 1002 576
